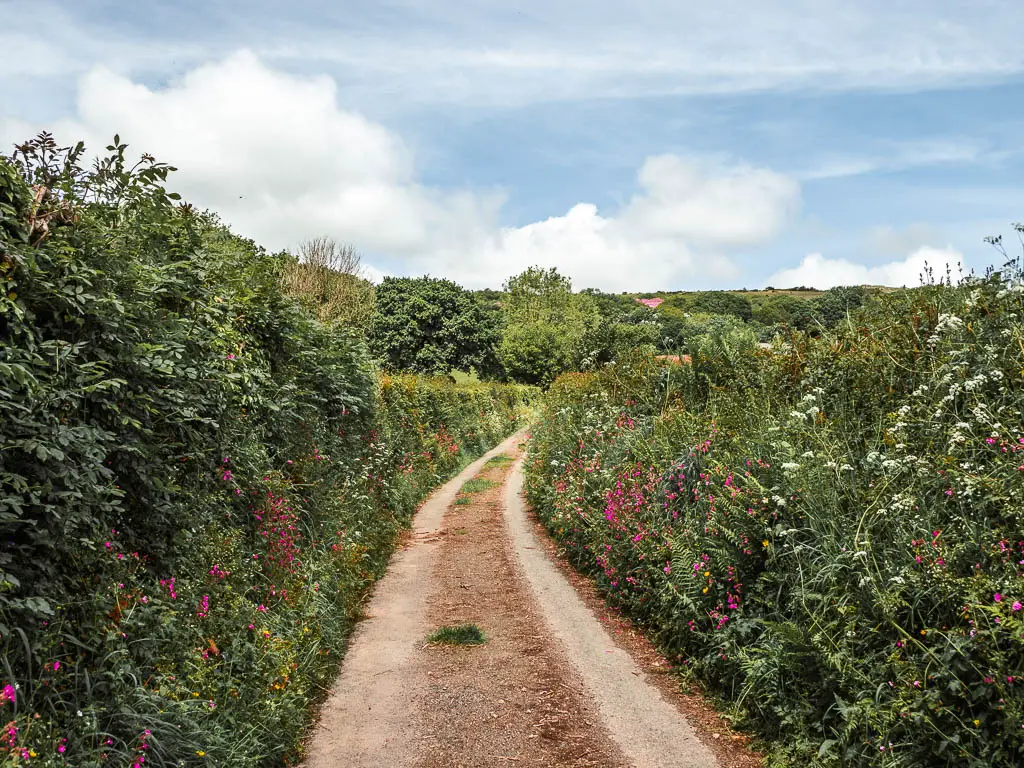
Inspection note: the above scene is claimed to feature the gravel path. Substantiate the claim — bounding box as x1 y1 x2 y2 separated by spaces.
504 459 719 768
303 433 524 768
304 438 729 768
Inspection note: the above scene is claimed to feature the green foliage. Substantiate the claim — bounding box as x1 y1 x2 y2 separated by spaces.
656 309 757 355
459 478 498 494
426 624 486 646
498 321 574 387
280 237 375 331
815 285 869 328
0 135 534 766
370 276 502 377
664 291 753 321
526 256 1024 767
751 294 821 330
503 266 591 326
498 267 600 385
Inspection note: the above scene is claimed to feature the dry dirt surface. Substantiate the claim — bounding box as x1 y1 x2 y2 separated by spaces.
304 436 763 768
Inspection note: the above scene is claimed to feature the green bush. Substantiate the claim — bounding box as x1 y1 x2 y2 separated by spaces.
0 135 534 766
370 275 502 377
526 260 1024 766
663 291 753 322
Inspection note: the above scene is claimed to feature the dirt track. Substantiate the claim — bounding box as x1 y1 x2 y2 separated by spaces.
304 435 756 768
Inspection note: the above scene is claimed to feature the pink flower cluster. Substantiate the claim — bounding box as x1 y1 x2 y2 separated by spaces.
257 492 302 574
160 577 178 600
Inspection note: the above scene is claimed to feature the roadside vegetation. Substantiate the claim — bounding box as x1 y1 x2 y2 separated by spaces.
0 134 533 766
5 129 1019 768
525 245 1024 766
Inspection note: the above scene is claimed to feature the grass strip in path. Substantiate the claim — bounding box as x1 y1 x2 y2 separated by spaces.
416 447 628 768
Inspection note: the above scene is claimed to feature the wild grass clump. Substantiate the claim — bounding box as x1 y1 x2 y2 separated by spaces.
459 478 499 494
484 455 515 468
0 134 536 765
427 624 487 646
526 245 1024 767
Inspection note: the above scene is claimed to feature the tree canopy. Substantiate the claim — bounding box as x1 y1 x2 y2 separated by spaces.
370 276 501 376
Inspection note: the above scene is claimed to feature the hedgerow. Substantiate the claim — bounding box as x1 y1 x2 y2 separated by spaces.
526 253 1024 766
0 135 533 766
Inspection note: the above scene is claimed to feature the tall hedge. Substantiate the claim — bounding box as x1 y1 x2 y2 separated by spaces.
0 136 533 766
526 260 1024 767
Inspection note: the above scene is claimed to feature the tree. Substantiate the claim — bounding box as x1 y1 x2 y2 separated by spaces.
752 294 820 330
498 267 598 385
497 322 569 387
666 291 753 321
281 236 375 331
370 276 501 376
815 285 868 328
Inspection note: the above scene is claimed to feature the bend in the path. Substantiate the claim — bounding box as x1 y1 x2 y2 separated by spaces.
303 432 525 768
503 458 720 768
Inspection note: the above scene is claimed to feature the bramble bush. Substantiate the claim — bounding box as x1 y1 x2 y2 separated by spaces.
0 134 533 766
526 250 1024 766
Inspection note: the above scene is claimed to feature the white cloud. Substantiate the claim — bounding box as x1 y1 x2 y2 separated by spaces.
765 246 965 289
2 52 800 291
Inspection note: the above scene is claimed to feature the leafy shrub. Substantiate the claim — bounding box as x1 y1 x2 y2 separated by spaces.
281 236 375 331
664 291 753 321
526 259 1024 766
370 276 502 377
751 294 821 330
0 135 534 766
815 285 869 328
498 321 575 387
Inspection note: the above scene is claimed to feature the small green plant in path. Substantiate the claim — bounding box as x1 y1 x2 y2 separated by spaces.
484 455 515 468
459 477 499 494
427 624 487 646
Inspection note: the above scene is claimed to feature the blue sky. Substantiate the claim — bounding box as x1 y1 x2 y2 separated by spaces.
2 0 1022 290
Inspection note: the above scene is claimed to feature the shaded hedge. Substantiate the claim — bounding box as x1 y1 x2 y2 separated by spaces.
526 262 1024 766
0 137 533 766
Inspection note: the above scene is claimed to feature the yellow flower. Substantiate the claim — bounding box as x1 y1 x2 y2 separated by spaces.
192 691 200 697
762 540 769 547
702 587 708 594
197 751 206 757
973 720 980 727
28 751 37 758
920 629 927 636
703 571 710 577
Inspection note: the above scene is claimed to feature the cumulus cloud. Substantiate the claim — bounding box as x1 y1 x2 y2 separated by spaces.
448 158 800 290
1 52 800 291
764 246 965 289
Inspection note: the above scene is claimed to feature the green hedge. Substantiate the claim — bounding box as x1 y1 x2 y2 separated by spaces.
526 264 1024 766
0 139 534 766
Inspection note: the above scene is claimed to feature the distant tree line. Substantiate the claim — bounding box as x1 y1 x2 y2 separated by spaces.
288 240 873 386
